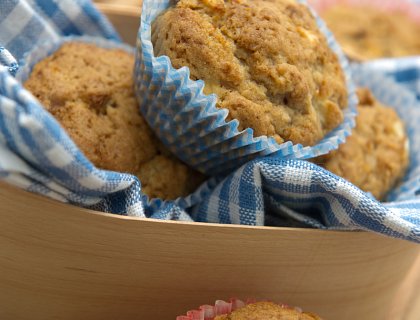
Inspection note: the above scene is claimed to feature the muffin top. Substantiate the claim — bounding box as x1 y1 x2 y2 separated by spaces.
315 88 409 200
214 302 322 319
322 5 420 59
152 0 348 146
24 42 203 200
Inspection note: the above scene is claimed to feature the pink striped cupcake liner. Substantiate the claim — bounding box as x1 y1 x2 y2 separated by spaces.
308 0 420 22
176 299 302 320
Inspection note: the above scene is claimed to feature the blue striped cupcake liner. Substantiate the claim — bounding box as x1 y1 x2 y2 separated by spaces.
134 0 358 175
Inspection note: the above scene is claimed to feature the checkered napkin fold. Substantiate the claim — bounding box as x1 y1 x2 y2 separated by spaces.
0 0 419 243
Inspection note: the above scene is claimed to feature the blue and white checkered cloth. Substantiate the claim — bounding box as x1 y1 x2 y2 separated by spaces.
190 158 420 241
0 0 120 63
359 57 420 102
0 0 419 243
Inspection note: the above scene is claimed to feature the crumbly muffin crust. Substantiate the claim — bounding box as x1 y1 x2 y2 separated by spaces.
152 0 348 146
214 302 322 319
322 5 420 59
24 42 203 200
315 88 409 200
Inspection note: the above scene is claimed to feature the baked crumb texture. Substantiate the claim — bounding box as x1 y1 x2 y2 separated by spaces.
214 302 323 319
152 0 348 146
322 5 420 59
24 42 203 200
315 88 409 200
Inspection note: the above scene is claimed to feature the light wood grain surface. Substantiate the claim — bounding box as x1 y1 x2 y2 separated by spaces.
95 2 141 45
0 181 419 319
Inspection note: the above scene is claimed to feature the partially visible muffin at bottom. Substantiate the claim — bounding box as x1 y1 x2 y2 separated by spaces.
24 42 204 200
315 88 409 200
214 302 322 319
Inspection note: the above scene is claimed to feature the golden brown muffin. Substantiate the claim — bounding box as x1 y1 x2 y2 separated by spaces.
24 42 203 200
214 302 322 319
315 88 409 200
322 5 420 59
152 0 348 146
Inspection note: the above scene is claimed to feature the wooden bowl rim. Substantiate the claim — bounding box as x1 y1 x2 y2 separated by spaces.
0 180 368 236
95 2 142 17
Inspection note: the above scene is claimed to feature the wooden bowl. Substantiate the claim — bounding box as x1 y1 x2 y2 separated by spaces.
0 3 419 320
96 2 141 45
1 181 419 320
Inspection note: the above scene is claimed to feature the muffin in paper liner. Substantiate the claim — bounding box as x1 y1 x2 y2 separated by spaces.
176 299 321 320
135 0 358 175
11 35 207 214
308 0 420 60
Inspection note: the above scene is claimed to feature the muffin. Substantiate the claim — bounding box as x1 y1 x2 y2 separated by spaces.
315 88 409 200
24 42 203 200
214 302 322 319
177 301 323 320
321 5 420 59
151 0 348 147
